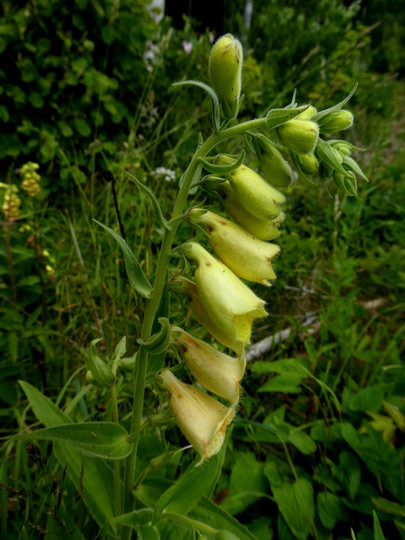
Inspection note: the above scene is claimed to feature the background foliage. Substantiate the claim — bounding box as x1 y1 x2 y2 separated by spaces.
1 0 404 538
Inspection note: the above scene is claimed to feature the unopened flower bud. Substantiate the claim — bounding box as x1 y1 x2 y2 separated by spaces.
224 190 283 241
277 119 319 154
297 152 319 175
156 369 235 464
189 209 279 286
318 110 353 133
215 156 285 219
253 135 293 188
2 191 21 221
183 242 267 345
169 276 244 355
209 34 243 120
297 105 317 120
172 327 245 405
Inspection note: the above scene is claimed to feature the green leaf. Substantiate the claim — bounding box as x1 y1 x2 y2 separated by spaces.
190 498 256 540
137 317 171 355
94 220 152 299
265 105 310 130
12 422 132 460
372 498 405 517
126 172 170 230
173 80 220 131
220 452 267 515
155 435 228 515
312 84 358 123
317 492 345 529
88 338 115 386
271 478 315 540
73 117 91 137
199 150 245 175
373 511 386 540
316 139 348 176
19 381 115 527
111 508 154 528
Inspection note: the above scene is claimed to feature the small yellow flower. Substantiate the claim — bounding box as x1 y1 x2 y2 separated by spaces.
172 327 245 405
169 276 244 355
224 189 284 241
2 190 21 221
183 242 267 345
156 369 235 464
254 135 293 188
189 209 279 285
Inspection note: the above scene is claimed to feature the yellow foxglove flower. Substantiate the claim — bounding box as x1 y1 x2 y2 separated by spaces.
224 187 284 241
156 369 235 464
209 34 243 119
189 209 279 286
183 242 267 344
215 157 285 219
169 276 244 355
172 327 245 405
277 119 319 154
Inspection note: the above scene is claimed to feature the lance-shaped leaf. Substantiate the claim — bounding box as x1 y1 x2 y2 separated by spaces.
265 105 310 130
173 80 221 132
199 150 245 176
316 139 348 177
88 338 115 386
137 317 171 356
312 84 358 123
125 172 170 230
94 220 152 299
342 155 369 182
10 422 133 460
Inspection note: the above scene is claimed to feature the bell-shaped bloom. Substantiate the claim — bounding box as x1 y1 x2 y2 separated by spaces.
183 242 267 345
277 119 319 154
253 135 294 188
318 110 353 133
215 157 285 220
224 188 284 241
209 34 243 119
169 276 244 356
172 327 245 405
156 369 235 464
189 209 280 286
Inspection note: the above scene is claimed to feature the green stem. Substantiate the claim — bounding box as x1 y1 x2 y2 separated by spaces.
111 383 122 517
120 116 268 539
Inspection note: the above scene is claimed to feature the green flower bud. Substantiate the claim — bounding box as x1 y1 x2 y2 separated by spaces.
297 105 317 120
183 242 267 345
209 34 243 120
334 170 357 196
172 327 245 405
318 110 353 133
277 119 319 154
297 152 319 175
156 369 235 465
189 209 279 286
253 135 294 188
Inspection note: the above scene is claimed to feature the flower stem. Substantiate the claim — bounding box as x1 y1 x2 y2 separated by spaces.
120 116 267 539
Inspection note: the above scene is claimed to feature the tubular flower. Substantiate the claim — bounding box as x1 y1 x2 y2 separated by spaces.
215 156 285 219
253 135 294 188
156 369 235 464
188 209 279 286
224 187 284 241
183 242 267 345
277 119 319 154
208 34 243 120
172 327 245 405
169 276 244 355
